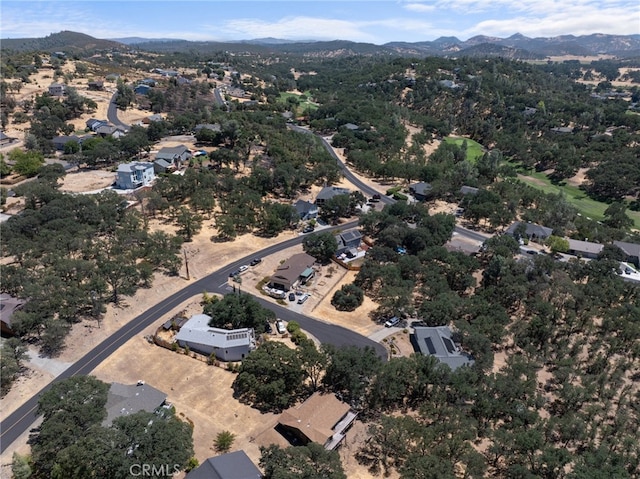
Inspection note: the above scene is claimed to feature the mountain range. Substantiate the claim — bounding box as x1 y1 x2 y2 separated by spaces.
2 30 640 59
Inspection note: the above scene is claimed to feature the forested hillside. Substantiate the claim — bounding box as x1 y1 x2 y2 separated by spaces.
1 42 639 478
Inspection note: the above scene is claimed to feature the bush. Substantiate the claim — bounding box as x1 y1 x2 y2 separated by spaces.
290 329 307 344
286 321 301 333
214 430 236 453
331 284 364 311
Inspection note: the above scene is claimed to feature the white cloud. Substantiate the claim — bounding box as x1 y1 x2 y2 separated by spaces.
403 3 436 13
222 16 378 42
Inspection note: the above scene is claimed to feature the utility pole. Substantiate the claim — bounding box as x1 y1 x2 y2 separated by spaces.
183 249 190 280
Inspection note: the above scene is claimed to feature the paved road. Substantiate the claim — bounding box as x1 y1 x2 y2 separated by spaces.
1 120 490 453
0 221 387 453
107 92 130 129
288 124 490 244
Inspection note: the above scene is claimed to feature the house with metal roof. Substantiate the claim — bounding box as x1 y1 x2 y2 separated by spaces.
186 450 262 479
175 314 256 362
115 161 155 190
103 382 167 426
268 253 315 292
505 221 553 242
276 392 357 451
315 186 350 205
412 326 474 371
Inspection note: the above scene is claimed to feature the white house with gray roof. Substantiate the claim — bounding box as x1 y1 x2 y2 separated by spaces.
175 314 256 361
413 326 474 371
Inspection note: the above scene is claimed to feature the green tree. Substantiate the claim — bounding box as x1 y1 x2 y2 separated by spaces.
11 452 32 479
233 341 305 412
0 338 28 396
214 430 236 453
260 443 346 479
203 293 274 333
9 149 45 177
546 235 569 254
331 283 364 311
323 345 382 407
174 206 203 242
302 231 338 264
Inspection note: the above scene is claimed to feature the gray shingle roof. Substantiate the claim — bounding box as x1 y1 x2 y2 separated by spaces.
316 186 350 202
413 326 474 371
506 221 553 239
103 382 167 426
186 451 262 479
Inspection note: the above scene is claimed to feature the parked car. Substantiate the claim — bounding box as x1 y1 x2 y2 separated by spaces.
276 319 286 334
288 292 296 301
297 293 310 304
384 316 400 328
302 225 315 233
229 270 240 277
264 321 273 334
238 265 249 273
250 258 262 266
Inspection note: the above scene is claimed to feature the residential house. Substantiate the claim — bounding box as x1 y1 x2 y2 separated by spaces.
293 199 318 221
115 161 155 190
567 239 604 259
185 451 262 479
86 118 108 132
48 83 65 96
51 135 86 151
276 392 357 450
194 123 221 133
342 123 359 131
96 124 127 139
0 293 26 336
459 185 479 196
103 382 167 426
87 80 104 91
505 221 553 242
409 182 433 201
335 229 363 256
268 253 316 292
0 131 17 145
139 78 157 87
153 159 175 174
412 326 474 370
155 145 192 166
550 126 573 134
141 114 164 124
134 84 152 95
613 241 640 267
174 314 256 361
315 186 350 206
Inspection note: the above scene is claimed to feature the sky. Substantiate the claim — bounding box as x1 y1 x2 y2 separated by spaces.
1 1 638 44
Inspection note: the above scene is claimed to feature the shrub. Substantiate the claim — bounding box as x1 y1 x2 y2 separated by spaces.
214 430 236 453
290 329 307 344
331 284 364 311
286 321 301 333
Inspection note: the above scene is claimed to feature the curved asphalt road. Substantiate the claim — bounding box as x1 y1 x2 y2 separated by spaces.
1 120 490 453
107 92 131 130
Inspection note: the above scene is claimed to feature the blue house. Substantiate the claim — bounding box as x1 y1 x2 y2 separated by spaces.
115 162 155 189
134 84 152 95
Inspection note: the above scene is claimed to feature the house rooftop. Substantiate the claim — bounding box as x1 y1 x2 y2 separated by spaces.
175 314 255 349
413 326 474 371
278 392 352 446
506 221 553 239
567 239 604 256
185 450 262 479
116 161 154 173
316 186 350 202
103 382 167 426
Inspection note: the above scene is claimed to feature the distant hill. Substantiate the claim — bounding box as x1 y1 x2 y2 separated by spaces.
1 30 125 53
2 30 640 59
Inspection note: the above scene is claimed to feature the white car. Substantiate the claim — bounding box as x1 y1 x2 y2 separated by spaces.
238 265 249 273
275 319 286 334
297 293 310 304
384 316 400 328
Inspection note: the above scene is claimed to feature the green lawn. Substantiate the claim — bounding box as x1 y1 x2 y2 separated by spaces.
277 91 319 113
517 169 640 229
443 136 485 164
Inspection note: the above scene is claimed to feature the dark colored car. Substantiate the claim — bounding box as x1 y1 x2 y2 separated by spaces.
250 258 262 266
264 322 273 334
302 225 315 233
289 292 296 301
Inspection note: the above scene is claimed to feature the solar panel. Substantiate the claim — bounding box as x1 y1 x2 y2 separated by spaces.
423 337 436 354
442 337 456 354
